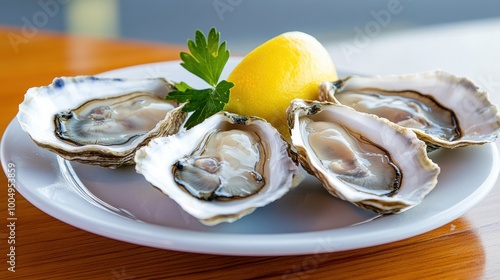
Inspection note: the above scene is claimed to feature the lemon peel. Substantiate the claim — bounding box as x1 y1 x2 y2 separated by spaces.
225 31 338 139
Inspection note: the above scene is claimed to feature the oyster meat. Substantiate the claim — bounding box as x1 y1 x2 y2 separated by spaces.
287 99 440 214
135 112 301 225
319 71 500 149
18 76 186 167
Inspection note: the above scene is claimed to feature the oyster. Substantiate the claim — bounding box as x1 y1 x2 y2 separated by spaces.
287 99 440 214
18 76 186 167
135 112 301 225
319 71 500 149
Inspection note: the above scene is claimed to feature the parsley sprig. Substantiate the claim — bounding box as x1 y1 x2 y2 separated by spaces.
167 28 234 129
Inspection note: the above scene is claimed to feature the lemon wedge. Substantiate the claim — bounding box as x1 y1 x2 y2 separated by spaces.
225 31 338 139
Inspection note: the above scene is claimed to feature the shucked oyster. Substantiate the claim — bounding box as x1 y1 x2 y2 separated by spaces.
287 99 440 214
17 76 186 167
319 71 500 149
135 112 301 225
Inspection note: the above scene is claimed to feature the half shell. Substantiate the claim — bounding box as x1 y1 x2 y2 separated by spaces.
319 71 500 149
17 76 186 167
287 99 440 214
135 112 301 225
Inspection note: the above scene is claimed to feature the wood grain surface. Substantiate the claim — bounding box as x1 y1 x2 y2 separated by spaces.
0 26 499 279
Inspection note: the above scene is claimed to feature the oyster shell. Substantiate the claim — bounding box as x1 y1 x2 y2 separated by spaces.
287 99 440 214
319 71 500 149
17 76 186 167
135 112 301 225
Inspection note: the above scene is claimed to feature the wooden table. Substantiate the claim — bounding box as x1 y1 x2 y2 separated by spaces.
1 26 499 279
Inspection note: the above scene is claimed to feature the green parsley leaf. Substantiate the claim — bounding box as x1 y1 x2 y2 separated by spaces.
167 80 233 129
180 28 230 87
166 27 233 129
173 81 194 92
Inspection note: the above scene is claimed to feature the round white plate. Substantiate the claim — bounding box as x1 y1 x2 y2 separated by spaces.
2 59 499 256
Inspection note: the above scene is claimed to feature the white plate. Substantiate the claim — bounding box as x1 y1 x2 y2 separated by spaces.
1 59 499 256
